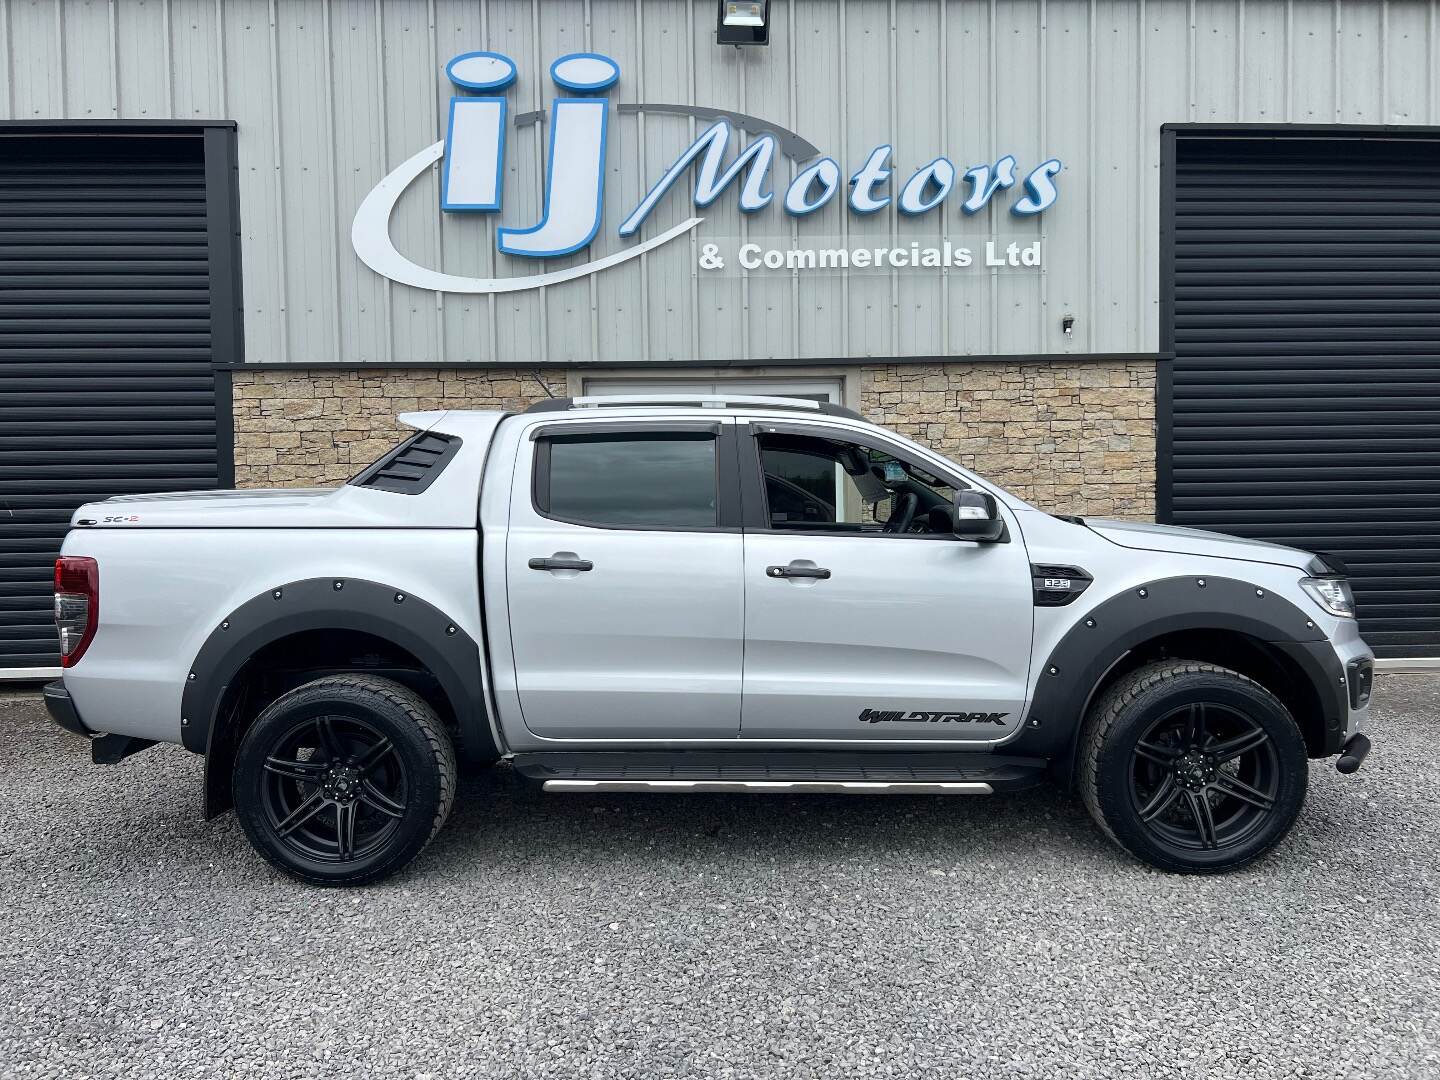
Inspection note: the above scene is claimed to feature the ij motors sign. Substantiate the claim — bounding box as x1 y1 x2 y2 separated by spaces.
351 50 1062 294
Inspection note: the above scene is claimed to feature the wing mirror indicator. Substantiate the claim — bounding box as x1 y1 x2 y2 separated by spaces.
953 491 1006 543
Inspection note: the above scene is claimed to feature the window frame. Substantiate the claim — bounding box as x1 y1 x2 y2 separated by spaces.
738 421 975 542
530 420 742 533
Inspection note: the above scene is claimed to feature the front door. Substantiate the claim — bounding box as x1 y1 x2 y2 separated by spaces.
505 419 744 740
737 424 1035 743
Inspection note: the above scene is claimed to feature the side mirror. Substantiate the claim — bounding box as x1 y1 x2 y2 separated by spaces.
953 490 1006 542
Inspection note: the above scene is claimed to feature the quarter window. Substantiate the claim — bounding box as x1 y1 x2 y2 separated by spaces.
537 432 719 529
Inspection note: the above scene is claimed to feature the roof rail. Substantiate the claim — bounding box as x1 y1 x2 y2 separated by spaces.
524 394 865 421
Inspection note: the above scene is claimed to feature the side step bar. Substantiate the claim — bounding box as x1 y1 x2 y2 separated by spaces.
514 750 1048 794
544 779 993 795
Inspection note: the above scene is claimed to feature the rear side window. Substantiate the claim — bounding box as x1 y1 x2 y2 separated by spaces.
349 431 461 494
535 432 718 529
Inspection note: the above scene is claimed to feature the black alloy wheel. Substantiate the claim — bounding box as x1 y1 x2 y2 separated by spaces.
1079 660 1309 873
233 674 456 886
260 713 410 863
1128 701 1280 853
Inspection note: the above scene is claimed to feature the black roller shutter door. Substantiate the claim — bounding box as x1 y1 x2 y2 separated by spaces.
1165 133 1440 659
0 130 234 673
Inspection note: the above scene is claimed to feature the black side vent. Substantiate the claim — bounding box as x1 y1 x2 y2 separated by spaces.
349 432 461 495
1032 565 1093 607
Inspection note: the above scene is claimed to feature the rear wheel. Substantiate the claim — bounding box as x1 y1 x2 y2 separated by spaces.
1078 661 1308 873
233 674 456 886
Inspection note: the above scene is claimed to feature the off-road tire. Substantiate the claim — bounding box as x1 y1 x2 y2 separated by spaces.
1078 660 1309 873
233 674 457 886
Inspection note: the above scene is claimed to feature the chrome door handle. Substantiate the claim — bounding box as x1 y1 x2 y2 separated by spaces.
767 564 831 580
529 556 594 572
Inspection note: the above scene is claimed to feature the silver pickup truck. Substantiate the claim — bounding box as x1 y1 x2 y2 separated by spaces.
44 394 1374 885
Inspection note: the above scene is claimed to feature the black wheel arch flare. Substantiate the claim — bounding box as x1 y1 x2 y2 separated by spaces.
181 577 495 810
1009 575 1349 784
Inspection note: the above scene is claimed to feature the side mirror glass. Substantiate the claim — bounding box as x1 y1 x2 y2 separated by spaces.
953 490 1005 542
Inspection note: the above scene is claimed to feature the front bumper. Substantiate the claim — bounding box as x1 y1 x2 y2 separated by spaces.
43 680 90 737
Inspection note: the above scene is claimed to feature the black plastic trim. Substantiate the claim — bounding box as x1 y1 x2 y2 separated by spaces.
1306 552 1350 578
91 733 157 764
181 577 494 765
43 681 88 738
349 431 462 494
1005 575 1348 783
1031 564 1093 607
1346 656 1374 711
528 420 723 437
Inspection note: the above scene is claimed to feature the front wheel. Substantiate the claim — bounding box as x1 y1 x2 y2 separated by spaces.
1078 661 1309 873
233 674 457 886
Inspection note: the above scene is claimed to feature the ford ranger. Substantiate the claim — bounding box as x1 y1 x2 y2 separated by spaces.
43 394 1374 885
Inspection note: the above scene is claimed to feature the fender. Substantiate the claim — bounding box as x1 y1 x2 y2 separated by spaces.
181 577 496 807
1004 575 1348 781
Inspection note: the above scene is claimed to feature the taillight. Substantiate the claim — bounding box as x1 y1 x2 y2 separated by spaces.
54 556 99 667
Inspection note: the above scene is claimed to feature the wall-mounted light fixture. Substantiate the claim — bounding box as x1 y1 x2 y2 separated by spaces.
717 0 770 47
1062 314 1076 337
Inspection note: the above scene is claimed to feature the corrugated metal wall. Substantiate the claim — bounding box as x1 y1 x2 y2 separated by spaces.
0 131 223 671
2 0 1438 366
1168 132 1440 658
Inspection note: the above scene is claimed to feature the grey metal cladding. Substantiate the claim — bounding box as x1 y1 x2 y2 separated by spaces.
7 1 1436 366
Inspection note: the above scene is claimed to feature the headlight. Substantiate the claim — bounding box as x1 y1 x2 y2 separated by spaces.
1300 576 1356 618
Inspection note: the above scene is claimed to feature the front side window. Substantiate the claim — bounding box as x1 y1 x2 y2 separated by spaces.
757 432 958 535
537 432 718 529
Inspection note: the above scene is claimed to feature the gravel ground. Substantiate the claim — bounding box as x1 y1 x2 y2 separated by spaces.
1 680 1437 1080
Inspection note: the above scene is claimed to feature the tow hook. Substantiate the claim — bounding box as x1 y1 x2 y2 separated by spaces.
1337 732 1372 775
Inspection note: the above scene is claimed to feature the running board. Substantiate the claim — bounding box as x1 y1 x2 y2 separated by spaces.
543 779 993 795
513 750 1047 794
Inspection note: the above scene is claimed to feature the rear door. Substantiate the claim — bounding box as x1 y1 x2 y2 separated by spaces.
504 418 744 740
737 421 1035 743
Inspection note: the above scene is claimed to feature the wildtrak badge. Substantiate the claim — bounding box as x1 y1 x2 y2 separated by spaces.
352 49 1062 294
859 709 1010 725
